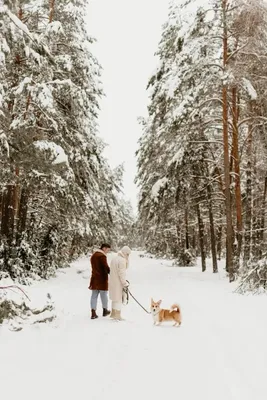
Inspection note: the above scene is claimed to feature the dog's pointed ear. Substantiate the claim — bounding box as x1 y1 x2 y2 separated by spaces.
158 300 162 305
151 298 154 304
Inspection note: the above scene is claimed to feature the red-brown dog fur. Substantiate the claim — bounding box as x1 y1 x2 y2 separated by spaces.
151 299 182 327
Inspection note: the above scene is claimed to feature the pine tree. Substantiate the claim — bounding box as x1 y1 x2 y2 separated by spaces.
0 1 133 279
136 0 267 289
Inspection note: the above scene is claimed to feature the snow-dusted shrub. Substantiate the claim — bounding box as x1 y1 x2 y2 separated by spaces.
173 249 196 267
236 256 267 294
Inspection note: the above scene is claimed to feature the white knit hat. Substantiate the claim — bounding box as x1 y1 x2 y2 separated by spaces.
120 246 131 256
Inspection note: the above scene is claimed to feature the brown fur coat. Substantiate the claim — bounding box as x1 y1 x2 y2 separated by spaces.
89 250 110 291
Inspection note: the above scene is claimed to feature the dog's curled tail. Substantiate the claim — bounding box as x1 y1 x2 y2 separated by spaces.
170 303 181 313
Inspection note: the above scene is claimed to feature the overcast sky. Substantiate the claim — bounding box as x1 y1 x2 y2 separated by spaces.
86 0 169 212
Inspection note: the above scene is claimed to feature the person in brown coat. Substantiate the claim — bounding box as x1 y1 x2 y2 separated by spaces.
89 243 111 319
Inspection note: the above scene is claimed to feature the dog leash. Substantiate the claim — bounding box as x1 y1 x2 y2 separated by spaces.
127 288 151 314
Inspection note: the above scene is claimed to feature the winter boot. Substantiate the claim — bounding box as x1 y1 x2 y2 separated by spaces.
103 308 111 317
110 309 116 319
91 309 98 319
115 310 124 321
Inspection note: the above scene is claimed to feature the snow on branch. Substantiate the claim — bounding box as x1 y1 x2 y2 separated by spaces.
0 285 30 301
3 7 55 64
151 177 168 202
33 140 69 165
235 262 267 294
6 9 32 38
15 76 32 95
0 132 9 157
45 21 64 36
242 78 257 100
168 148 184 167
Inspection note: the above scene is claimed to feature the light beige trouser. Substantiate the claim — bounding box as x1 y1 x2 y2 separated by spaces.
112 301 122 311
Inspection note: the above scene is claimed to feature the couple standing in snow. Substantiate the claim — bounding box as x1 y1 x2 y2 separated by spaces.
88 244 131 320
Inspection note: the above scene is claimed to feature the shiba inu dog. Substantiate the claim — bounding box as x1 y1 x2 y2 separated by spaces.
151 298 182 327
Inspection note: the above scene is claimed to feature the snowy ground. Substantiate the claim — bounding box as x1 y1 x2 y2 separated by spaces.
1 251 267 400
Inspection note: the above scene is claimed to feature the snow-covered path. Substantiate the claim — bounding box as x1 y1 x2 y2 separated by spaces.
1 251 267 400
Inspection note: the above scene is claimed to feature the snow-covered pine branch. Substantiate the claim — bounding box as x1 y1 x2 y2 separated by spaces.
0 0 134 279
136 0 267 283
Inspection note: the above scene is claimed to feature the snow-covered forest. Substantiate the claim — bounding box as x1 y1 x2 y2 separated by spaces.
0 0 135 280
136 0 267 291
1 2 267 398
2 0 267 289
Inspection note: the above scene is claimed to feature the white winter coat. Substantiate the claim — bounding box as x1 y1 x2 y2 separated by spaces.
109 247 131 303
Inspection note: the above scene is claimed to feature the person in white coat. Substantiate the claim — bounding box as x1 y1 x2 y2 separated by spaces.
109 246 131 320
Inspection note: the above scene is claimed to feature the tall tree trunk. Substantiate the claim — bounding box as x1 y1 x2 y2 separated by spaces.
1 190 8 237
252 196 260 258
12 8 24 244
12 166 20 245
252 152 261 260
216 205 223 260
0 188 13 271
192 228 196 251
0 191 2 224
222 0 234 281
176 222 181 250
49 0 56 23
16 187 29 245
196 202 206 272
243 103 253 264
1 6 23 253
207 183 218 273
2 186 15 246
232 87 242 263
259 176 267 257
185 208 189 250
